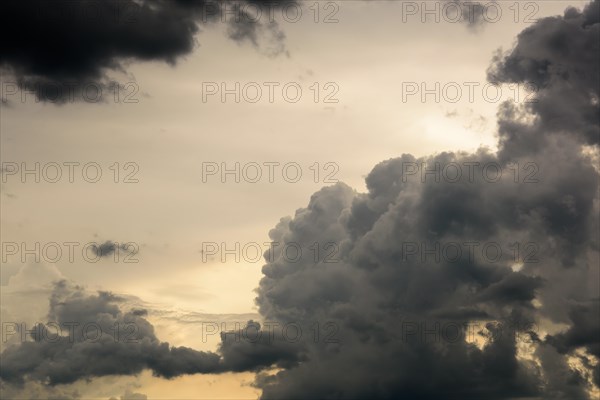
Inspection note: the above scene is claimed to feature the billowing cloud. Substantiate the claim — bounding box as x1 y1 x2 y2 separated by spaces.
248 2 599 398
0 281 224 385
488 0 599 150
0 280 295 387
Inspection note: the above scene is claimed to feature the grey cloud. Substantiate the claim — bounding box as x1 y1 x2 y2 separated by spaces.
0 0 296 103
545 300 600 368
488 0 600 150
218 320 306 372
130 308 148 317
91 241 137 258
0 382 82 400
0 281 289 387
248 2 599 398
0 281 224 385
476 273 544 304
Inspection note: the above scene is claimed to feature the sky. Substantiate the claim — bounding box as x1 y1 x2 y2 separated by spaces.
0 1 599 399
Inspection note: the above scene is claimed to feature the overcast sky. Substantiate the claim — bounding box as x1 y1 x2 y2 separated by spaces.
1 1 599 399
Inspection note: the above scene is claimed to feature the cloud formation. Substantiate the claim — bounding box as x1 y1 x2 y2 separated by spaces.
0 280 294 387
249 2 600 398
0 281 225 385
0 0 294 102
1 1 598 399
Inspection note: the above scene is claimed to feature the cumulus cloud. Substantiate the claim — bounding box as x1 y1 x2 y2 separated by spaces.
0 281 224 385
488 0 599 150
247 2 599 398
0 280 289 387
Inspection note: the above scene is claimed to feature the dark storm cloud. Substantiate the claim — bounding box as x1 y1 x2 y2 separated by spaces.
488 0 600 150
218 320 305 372
248 2 599 398
546 301 600 357
0 281 222 385
0 0 295 102
0 281 292 386
545 300 600 388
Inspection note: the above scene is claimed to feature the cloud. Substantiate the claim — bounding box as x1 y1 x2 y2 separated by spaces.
90 241 137 259
0 281 285 387
448 0 489 29
0 381 82 400
0 0 295 102
246 2 599 398
3 262 63 291
488 0 600 150
0 281 225 386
